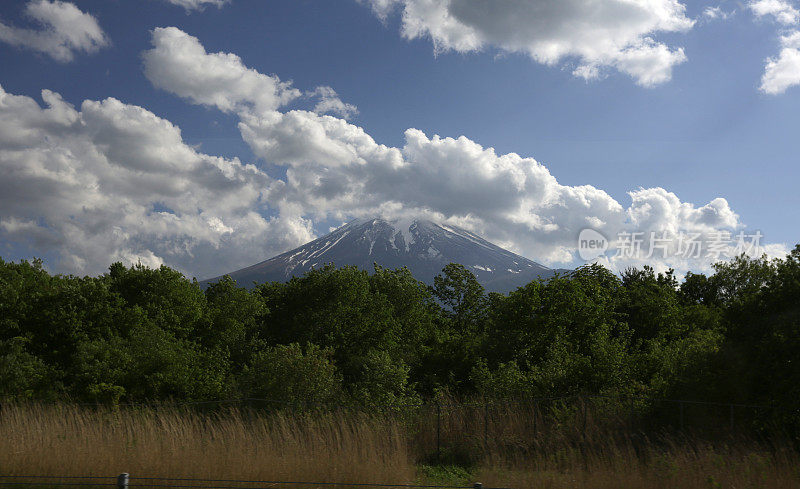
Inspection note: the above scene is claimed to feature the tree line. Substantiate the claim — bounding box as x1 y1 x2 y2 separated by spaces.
1 246 799 431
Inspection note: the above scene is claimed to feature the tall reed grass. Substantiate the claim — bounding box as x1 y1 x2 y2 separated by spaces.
1 402 798 489
415 398 800 488
0 403 413 483
477 439 800 489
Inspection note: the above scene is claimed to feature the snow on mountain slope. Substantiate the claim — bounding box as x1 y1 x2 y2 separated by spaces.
201 217 563 293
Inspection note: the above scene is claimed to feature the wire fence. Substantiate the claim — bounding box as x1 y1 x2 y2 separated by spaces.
0 475 509 489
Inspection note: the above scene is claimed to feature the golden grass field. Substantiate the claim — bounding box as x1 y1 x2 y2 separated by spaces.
1 403 798 489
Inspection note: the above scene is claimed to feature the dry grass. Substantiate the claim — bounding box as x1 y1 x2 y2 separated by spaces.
1 402 799 489
0 403 413 483
474 401 800 489
477 440 800 489
415 400 800 488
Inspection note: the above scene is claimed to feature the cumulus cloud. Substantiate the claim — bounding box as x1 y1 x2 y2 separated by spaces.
138 27 783 276
359 0 694 87
142 27 300 115
4 27 782 280
760 30 800 93
163 0 230 12
0 0 108 62
236 107 772 273
748 1 800 94
0 85 313 278
749 0 799 24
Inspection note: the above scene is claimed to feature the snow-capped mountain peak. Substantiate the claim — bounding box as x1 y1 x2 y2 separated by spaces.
202 217 562 292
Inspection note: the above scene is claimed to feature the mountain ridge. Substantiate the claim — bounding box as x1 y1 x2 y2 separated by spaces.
202 217 566 293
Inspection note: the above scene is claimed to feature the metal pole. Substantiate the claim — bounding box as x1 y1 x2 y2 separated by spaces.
679 401 685 431
117 473 129 489
730 404 735 433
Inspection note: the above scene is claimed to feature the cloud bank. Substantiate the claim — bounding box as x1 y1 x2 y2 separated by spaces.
0 85 313 277
360 0 695 87
0 0 108 62
0 27 785 280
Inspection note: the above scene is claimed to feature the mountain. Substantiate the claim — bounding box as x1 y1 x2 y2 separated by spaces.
201 217 564 293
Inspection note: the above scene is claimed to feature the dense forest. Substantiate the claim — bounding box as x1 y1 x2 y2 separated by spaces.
1 246 799 432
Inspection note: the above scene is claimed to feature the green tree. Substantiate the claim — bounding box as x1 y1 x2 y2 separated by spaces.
255 265 419 401
432 263 487 334
239 343 342 406
203 275 267 369
0 337 54 399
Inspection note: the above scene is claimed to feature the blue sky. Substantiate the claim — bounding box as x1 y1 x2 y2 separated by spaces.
0 0 798 279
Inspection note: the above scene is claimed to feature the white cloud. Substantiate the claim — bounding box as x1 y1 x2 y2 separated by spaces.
359 0 694 87
0 0 108 62
748 1 800 94
749 0 799 24
141 28 784 276
0 85 313 278
3 27 784 281
164 0 230 12
309 86 359 119
142 27 301 115
702 6 735 21
760 30 800 93
237 107 771 273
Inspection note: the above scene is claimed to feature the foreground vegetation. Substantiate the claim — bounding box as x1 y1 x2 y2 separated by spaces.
1 403 799 489
0 403 412 483
2 247 800 486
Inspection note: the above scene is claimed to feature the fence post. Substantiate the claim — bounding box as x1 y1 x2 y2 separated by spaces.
117 473 128 489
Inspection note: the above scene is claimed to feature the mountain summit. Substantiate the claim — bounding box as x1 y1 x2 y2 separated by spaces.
202 217 562 292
